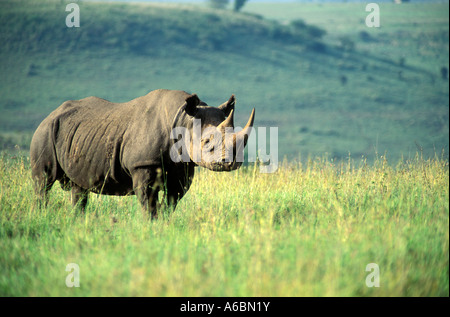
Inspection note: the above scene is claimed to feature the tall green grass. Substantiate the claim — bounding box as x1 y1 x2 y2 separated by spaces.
0 154 448 296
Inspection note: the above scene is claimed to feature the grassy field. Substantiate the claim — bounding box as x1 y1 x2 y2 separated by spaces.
0 154 448 296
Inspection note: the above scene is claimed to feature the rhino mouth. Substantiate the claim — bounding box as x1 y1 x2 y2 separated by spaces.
209 159 242 172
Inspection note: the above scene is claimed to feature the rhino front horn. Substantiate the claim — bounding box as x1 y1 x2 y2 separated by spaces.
236 108 255 148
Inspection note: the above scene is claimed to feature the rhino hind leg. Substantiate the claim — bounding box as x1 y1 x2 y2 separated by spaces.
31 160 59 209
33 174 55 209
71 183 89 211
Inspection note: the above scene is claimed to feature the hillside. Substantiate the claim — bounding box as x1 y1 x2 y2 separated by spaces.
0 0 448 162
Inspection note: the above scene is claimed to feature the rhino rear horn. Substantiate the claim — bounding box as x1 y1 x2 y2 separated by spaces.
184 94 200 116
218 109 235 129
218 95 235 117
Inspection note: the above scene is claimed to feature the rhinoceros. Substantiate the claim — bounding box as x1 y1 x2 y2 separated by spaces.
30 89 255 218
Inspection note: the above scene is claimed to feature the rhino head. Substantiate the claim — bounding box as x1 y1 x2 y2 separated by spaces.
171 93 255 172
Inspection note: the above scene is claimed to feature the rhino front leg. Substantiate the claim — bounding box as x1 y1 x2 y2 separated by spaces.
164 163 194 210
132 168 160 219
71 183 89 211
165 185 185 210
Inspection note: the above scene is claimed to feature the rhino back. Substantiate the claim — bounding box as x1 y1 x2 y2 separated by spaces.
120 89 191 170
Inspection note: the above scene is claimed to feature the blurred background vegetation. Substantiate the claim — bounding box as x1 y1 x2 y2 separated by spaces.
0 0 448 163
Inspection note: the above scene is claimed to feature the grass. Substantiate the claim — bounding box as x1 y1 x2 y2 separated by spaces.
0 154 448 296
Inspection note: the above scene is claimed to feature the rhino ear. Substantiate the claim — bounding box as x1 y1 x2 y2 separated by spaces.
218 94 235 117
184 94 200 116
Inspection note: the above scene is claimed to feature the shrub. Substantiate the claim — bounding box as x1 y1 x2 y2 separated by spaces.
290 19 326 41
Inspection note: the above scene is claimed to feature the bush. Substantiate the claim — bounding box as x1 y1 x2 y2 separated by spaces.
338 36 355 51
290 19 326 41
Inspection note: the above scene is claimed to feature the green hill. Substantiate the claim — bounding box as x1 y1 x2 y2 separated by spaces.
0 0 448 163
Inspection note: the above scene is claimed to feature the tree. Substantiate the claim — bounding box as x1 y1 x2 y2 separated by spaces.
234 0 248 12
209 0 248 12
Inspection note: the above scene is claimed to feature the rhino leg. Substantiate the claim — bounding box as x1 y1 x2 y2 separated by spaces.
165 184 185 210
132 168 161 219
71 183 89 211
31 160 59 209
33 174 55 209
164 163 195 209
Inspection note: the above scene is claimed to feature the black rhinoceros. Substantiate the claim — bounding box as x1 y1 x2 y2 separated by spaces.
30 89 255 218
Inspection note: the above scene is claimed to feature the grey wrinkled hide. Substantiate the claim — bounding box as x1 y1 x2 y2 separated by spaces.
30 89 253 218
